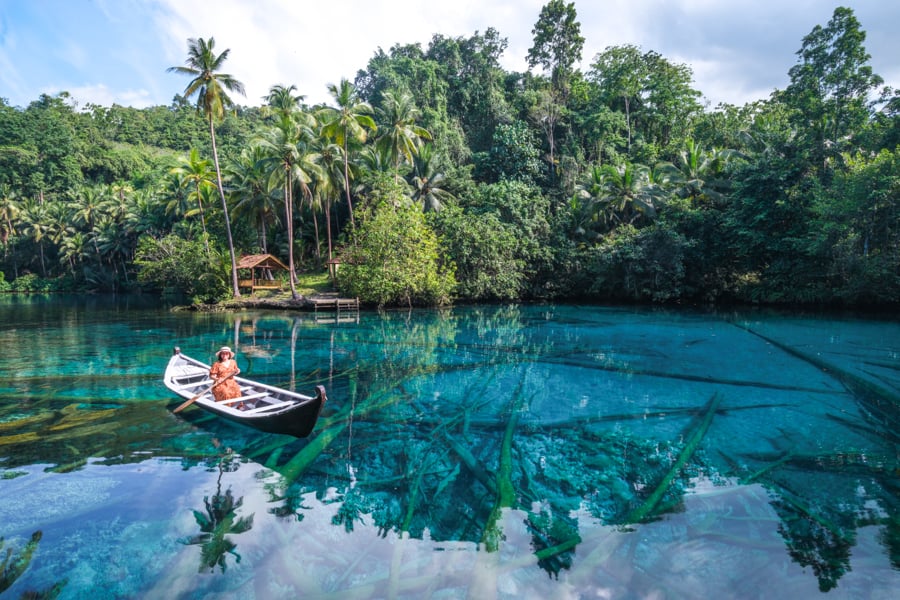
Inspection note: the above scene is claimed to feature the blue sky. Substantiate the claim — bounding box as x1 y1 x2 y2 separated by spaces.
1 0 898 111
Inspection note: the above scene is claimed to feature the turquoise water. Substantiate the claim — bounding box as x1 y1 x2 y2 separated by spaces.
1 296 898 599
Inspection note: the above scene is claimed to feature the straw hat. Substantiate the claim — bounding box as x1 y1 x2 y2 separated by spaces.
217 346 233 357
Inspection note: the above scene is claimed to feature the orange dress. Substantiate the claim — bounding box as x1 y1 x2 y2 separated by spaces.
209 359 241 401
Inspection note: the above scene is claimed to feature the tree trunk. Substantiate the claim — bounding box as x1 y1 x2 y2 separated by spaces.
343 138 355 228
624 95 632 152
196 182 210 257
209 116 241 298
312 205 321 262
284 170 299 300
260 218 267 254
326 198 335 286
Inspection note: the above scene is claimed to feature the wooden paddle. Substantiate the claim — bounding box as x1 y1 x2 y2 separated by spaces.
173 371 237 413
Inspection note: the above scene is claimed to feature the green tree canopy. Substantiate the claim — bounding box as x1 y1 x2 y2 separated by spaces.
338 181 455 307
783 6 884 182
527 0 585 96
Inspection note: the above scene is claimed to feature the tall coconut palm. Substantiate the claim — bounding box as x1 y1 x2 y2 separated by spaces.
264 84 305 122
19 199 51 277
310 129 346 272
124 187 164 238
59 231 86 275
110 181 133 205
46 202 75 269
358 143 393 176
67 184 113 260
227 145 281 253
320 79 376 228
375 89 431 184
171 148 217 254
95 216 132 282
257 113 322 300
571 165 615 239
168 37 246 297
162 172 191 219
661 138 739 207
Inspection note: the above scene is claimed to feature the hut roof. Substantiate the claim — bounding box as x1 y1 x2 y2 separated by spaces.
237 254 289 271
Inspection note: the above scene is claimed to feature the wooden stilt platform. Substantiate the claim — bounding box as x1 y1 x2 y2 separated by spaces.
309 293 360 322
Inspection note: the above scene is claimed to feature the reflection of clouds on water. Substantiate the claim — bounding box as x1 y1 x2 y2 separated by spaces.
177 475 893 599
0 464 118 533
6 455 894 598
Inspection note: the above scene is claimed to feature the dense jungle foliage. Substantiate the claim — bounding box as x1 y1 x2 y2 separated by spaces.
0 3 897 307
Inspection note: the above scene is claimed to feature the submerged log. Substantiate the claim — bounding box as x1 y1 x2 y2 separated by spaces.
624 392 723 524
538 356 833 394
732 322 900 437
480 375 528 552
278 389 409 483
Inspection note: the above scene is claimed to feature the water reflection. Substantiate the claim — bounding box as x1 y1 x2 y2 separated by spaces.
181 444 254 573
0 299 898 596
0 398 210 471
0 530 66 598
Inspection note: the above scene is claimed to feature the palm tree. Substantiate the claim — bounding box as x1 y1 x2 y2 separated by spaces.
110 181 133 206
45 202 75 271
375 89 431 183
168 37 246 297
227 145 281 253
162 172 192 220
123 187 164 238
59 231 86 275
171 148 217 254
256 114 322 299
599 162 667 226
67 184 113 260
661 138 739 207
358 143 393 176
95 216 132 282
571 165 609 239
264 84 305 122
310 129 346 272
410 144 453 213
18 199 51 277
320 79 376 228
0 185 21 254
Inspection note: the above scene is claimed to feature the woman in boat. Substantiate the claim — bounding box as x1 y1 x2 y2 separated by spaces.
209 346 242 406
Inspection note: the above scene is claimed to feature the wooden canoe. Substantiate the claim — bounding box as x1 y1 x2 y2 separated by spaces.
164 347 326 438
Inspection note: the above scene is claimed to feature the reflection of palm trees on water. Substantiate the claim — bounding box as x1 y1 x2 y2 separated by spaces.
1 530 67 597
181 444 255 573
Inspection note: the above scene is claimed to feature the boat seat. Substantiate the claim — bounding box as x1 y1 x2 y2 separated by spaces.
173 369 207 381
241 401 294 414
218 392 269 406
174 379 213 390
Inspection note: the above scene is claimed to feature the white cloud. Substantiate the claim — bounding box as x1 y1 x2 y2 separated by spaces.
3 0 899 110
65 84 156 110
155 0 547 106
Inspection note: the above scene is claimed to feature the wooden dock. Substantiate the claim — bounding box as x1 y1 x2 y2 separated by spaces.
309 294 360 322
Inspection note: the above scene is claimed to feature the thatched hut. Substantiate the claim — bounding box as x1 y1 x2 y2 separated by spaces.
237 254 289 292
